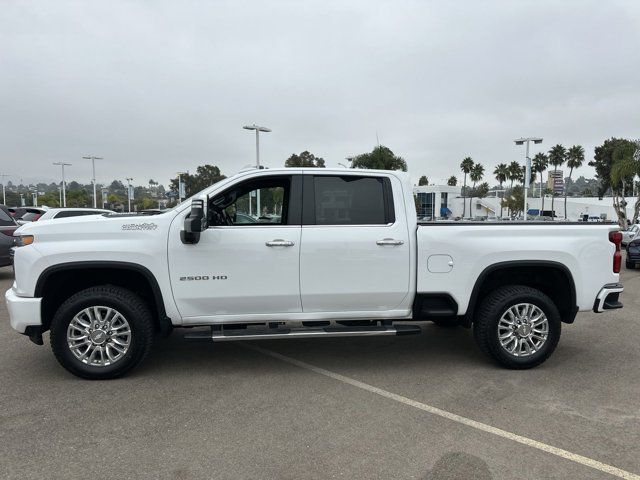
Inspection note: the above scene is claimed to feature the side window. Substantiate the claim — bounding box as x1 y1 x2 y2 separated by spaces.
313 176 392 225
55 211 82 219
209 176 291 226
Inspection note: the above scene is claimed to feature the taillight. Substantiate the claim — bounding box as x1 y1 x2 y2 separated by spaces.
0 227 16 237
609 231 622 273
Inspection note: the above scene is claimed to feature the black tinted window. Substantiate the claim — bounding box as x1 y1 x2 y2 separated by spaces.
313 176 388 225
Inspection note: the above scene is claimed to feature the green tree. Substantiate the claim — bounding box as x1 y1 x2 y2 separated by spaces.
169 165 226 198
507 161 521 189
548 144 566 218
610 141 640 226
507 161 521 216
589 138 639 226
418 175 429 186
502 185 524 217
532 152 549 215
447 176 457 186
350 145 407 171
475 181 490 199
493 163 508 217
468 163 484 216
284 150 326 168
564 145 584 218
460 157 474 218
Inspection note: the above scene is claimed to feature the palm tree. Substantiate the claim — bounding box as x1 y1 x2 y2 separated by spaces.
548 144 566 219
507 161 521 189
447 175 457 186
507 161 521 216
564 145 584 219
532 152 549 216
493 163 508 218
460 157 474 218
469 163 485 217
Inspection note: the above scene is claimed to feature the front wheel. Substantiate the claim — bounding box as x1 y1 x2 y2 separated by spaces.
473 285 561 369
50 286 154 379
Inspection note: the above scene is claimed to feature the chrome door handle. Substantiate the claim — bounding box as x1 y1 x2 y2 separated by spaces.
265 239 295 247
376 238 404 246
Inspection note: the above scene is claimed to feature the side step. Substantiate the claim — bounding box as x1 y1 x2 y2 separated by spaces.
184 324 422 342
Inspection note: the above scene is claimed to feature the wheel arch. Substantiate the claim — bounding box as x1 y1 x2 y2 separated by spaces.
464 260 578 327
35 261 172 335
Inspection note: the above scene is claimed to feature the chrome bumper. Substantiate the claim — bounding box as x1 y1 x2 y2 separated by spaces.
593 283 624 313
5 287 42 334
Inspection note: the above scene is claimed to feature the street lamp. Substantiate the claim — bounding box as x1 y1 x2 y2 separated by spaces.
53 162 72 207
83 155 103 208
176 172 187 204
514 137 543 221
125 177 133 212
243 124 271 216
0 173 9 205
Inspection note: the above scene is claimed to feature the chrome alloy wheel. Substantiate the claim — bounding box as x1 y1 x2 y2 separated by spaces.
497 303 549 357
67 306 131 367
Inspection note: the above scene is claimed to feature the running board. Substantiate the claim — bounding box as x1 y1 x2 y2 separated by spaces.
184 324 422 341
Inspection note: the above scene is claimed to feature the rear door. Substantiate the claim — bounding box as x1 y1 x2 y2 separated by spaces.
299 173 411 313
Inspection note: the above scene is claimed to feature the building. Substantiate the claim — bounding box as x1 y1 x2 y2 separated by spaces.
547 170 564 195
414 185 460 220
414 183 634 221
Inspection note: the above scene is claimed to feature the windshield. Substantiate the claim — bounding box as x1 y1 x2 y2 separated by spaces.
20 212 42 222
0 208 16 226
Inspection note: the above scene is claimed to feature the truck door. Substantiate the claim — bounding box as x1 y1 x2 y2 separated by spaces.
168 174 302 320
299 173 411 314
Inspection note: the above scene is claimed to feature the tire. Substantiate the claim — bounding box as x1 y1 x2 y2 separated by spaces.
431 318 459 328
473 285 561 369
626 260 635 270
50 286 154 379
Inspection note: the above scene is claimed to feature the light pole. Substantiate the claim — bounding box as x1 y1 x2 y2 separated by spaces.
176 172 187 204
514 137 543 221
243 124 271 216
0 173 9 205
126 178 133 212
53 162 72 207
83 155 103 208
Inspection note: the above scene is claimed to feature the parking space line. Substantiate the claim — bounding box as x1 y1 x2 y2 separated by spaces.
245 344 640 480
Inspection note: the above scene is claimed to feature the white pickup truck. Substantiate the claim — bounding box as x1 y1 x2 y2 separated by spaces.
6 168 624 379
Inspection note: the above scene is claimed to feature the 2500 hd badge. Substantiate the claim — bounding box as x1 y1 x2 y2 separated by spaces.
179 275 228 281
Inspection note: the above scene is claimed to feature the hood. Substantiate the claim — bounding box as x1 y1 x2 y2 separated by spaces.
14 211 175 238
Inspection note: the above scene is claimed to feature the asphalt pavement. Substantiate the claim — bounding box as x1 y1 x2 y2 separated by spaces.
1 263 639 480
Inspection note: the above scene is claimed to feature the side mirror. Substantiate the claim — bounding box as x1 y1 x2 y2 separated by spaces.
181 199 207 244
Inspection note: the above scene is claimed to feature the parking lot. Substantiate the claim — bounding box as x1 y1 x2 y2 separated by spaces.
0 263 638 480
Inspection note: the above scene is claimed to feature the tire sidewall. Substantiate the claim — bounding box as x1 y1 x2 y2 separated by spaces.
483 290 561 368
50 288 150 379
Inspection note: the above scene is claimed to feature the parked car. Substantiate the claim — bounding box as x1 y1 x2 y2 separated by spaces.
627 238 640 269
7 168 624 379
621 224 640 246
8 207 27 219
0 205 19 267
35 208 112 222
15 207 48 225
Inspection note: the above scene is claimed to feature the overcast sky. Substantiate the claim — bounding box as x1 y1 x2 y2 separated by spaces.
1 0 639 188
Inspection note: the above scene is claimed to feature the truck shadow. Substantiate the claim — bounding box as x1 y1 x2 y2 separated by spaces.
138 323 490 377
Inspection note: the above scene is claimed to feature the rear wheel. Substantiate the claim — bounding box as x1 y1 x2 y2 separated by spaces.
50 286 154 379
473 285 561 369
626 260 635 269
